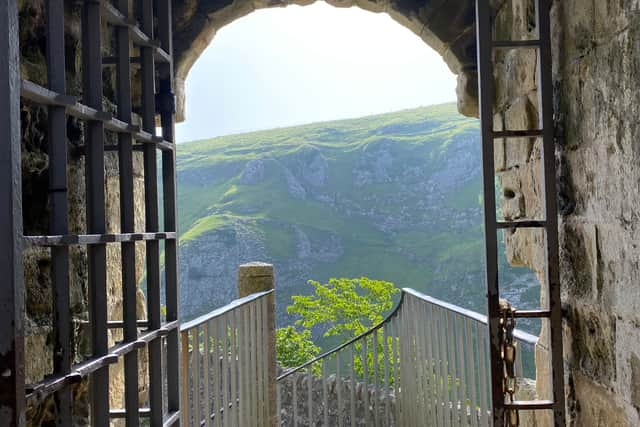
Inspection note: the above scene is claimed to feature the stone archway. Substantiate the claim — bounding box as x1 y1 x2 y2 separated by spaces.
170 1 561 425
171 0 480 121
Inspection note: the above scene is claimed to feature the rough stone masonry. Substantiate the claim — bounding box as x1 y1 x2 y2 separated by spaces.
16 0 640 425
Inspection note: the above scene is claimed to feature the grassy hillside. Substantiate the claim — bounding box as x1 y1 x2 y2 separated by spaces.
175 103 539 333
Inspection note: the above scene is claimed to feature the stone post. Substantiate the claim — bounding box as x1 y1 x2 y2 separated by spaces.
237 262 277 427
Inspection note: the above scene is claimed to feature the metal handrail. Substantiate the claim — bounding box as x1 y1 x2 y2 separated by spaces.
402 288 538 345
181 290 273 427
180 289 273 332
276 288 538 426
279 287 536 381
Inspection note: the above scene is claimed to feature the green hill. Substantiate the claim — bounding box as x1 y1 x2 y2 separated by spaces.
176 103 539 331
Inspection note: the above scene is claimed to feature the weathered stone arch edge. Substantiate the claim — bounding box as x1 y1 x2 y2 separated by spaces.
172 0 480 122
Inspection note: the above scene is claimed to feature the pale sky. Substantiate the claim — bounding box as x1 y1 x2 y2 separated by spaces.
175 2 457 143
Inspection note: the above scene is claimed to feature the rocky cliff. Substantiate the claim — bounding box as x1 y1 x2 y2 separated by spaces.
175 104 540 335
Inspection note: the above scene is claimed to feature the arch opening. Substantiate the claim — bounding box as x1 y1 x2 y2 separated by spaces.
172 0 480 122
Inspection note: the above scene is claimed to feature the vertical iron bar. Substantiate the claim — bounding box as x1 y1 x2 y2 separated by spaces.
46 0 71 425
391 317 399 426
465 320 479 427
238 307 246 427
427 304 442 426
423 302 437 427
373 330 379 427
229 310 238 427
181 331 190 425
447 311 460 427
261 298 269 425
307 365 313 426
323 358 329 426
455 315 467 426
415 298 428 424
362 335 369 426
155 1 181 419
249 303 257 426
536 0 566 424
221 314 229 427
438 308 450 427
476 323 489 426
382 324 390 426
337 350 343 427
115 0 139 424
213 318 221 427
350 344 356 427
292 372 297 427
139 0 163 424
82 0 109 425
255 301 263 425
204 322 211 427
194 328 201 427
413 298 426 424
244 303 258 426
0 0 24 425
475 0 503 424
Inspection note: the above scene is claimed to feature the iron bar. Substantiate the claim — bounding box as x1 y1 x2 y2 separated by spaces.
307 365 313 427
115 0 140 424
476 0 504 424
350 344 356 427
0 1 24 425
81 0 109 425
536 0 567 423
46 0 72 425
23 232 177 246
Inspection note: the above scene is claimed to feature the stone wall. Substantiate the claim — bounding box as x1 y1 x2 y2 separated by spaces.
490 1 640 425
278 369 398 426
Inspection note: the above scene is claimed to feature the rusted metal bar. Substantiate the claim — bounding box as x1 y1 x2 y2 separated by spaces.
82 0 109 424
115 0 139 424
156 0 181 422
0 1 24 425
475 1 504 424
536 0 567 424
23 232 177 246
45 0 71 424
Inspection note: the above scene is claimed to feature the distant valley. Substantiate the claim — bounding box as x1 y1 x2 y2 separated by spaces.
175 103 539 333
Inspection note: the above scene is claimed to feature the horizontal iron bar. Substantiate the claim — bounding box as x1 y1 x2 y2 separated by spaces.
179 290 274 332
21 79 76 106
493 129 544 138
26 321 179 403
492 40 540 48
110 408 151 418
79 141 174 154
514 309 551 318
22 80 175 148
24 232 177 246
496 220 547 229
107 320 149 329
101 1 171 62
503 400 555 410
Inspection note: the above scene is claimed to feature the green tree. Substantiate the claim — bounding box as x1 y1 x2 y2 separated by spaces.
276 326 320 370
276 277 399 376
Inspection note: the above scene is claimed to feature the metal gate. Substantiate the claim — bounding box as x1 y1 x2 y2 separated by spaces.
1 1 566 426
0 0 180 426
476 0 566 425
